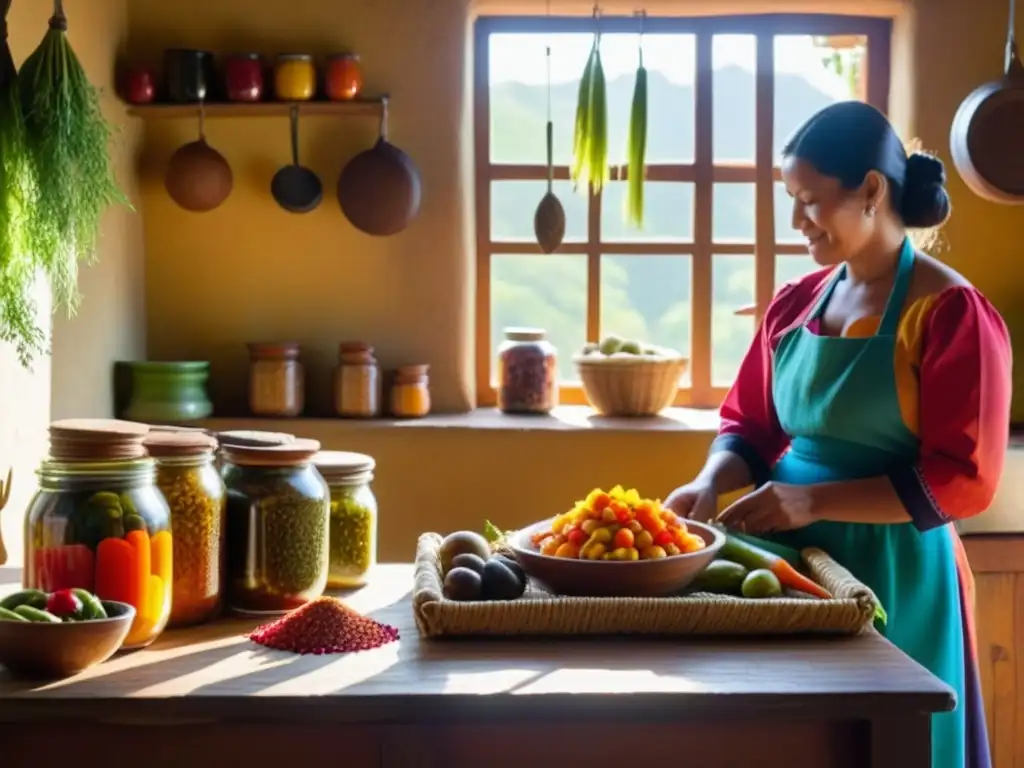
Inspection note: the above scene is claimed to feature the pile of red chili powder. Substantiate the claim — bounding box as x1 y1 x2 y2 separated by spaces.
246 597 400 655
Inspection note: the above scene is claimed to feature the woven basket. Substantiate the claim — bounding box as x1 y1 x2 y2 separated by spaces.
413 533 880 639
575 355 689 416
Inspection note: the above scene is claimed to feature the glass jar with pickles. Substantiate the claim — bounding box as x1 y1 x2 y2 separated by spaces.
313 451 378 588
144 432 226 628
24 419 173 649
221 439 329 615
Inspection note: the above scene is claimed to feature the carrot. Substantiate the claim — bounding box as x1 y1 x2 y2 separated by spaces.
126 530 152 620
720 533 832 600
94 538 138 607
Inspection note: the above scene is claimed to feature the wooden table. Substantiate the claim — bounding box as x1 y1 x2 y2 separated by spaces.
0 565 953 768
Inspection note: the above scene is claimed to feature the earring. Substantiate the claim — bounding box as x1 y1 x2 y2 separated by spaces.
865 205 876 218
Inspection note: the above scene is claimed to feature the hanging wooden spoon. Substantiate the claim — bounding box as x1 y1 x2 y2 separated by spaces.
534 43 565 254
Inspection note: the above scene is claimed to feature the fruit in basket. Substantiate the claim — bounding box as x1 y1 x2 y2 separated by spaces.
580 335 681 360
690 559 749 595
450 553 487 576
439 531 492 575
741 569 783 599
492 553 526 584
481 558 527 601
443 567 484 601
535 486 706 561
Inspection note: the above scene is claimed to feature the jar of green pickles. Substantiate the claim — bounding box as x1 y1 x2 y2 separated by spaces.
312 451 378 588
144 431 226 628
24 419 173 650
221 439 329 615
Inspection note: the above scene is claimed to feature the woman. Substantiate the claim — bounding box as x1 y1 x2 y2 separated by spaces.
666 100 1010 768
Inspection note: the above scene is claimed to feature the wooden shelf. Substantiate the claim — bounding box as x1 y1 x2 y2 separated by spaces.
125 99 385 119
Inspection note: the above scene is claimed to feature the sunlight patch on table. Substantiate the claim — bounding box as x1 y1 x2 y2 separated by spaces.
513 668 708 694
256 644 401 696
440 668 542 694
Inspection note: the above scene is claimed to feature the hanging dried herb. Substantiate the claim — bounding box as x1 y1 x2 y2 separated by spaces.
0 0 46 366
19 0 129 319
571 10 608 194
625 18 648 228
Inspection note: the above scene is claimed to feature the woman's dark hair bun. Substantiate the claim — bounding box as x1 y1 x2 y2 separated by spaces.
900 151 950 229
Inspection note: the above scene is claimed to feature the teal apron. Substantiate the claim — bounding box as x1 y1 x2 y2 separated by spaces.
770 239 966 768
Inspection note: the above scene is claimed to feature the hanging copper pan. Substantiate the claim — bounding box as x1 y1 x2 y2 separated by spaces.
949 0 1024 204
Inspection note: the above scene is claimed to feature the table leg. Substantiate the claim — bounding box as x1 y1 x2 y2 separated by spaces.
870 714 931 768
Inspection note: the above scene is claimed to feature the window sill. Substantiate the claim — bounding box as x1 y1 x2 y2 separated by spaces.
201 406 721 435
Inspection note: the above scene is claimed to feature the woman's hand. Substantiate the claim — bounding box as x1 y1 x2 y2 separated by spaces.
717 482 816 534
664 481 719 523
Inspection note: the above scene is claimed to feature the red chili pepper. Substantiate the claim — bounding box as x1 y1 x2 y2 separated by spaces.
615 506 632 524
32 545 96 593
46 589 83 619
654 530 674 547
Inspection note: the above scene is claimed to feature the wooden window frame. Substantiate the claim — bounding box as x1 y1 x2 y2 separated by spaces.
474 13 892 409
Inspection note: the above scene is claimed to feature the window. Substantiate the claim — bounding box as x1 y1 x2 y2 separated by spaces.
475 15 891 408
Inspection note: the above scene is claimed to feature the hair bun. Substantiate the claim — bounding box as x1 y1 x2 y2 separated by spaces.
905 152 945 188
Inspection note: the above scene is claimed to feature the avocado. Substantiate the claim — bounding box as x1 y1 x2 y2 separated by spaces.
619 340 643 355
690 560 749 595
598 335 623 355
450 553 487 575
443 567 484 601
491 553 527 584
439 531 492 575
481 558 527 601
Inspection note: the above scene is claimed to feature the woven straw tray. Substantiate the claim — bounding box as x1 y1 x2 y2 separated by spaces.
412 532 880 639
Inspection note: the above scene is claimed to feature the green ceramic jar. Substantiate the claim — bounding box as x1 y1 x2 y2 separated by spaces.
124 361 213 423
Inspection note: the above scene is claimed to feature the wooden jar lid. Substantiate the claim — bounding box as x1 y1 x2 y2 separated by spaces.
312 450 375 483
144 431 218 457
221 438 321 467
247 342 300 361
48 418 151 461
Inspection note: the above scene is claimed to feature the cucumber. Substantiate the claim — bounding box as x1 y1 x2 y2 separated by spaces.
0 606 29 622
13 605 62 623
71 589 107 620
690 559 748 595
0 589 49 612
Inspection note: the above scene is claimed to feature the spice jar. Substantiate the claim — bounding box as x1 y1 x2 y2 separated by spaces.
390 364 431 418
313 451 378 588
325 53 363 101
248 341 305 417
274 54 317 101
224 53 264 102
164 49 215 103
497 327 559 414
144 432 226 628
24 419 173 650
333 341 381 418
221 439 330 615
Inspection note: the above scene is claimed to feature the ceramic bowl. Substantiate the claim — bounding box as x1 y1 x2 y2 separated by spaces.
0 601 135 679
509 517 725 597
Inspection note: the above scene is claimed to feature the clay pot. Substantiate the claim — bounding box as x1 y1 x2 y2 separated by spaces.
165 136 233 213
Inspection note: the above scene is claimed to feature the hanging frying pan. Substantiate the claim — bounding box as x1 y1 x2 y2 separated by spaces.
949 0 1024 204
271 106 323 214
337 96 422 236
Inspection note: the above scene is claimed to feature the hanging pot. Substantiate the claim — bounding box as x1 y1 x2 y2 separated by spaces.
270 106 323 214
949 0 1024 204
337 97 422 236
165 105 233 213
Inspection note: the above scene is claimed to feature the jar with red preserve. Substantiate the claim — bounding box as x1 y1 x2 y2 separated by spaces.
224 53 265 103
23 419 173 650
222 439 330 615
325 53 363 101
496 327 559 414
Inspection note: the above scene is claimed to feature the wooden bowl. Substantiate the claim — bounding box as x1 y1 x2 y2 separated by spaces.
0 601 135 679
574 355 689 417
509 517 725 597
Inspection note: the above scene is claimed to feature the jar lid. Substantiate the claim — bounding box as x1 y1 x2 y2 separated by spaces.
278 53 313 61
312 450 375 483
222 438 321 467
48 418 151 461
504 327 546 342
394 364 429 384
247 342 300 361
144 432 217 457
217 429 296 448
328 52 360 61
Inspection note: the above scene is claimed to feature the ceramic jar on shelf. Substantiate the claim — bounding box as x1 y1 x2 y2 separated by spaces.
389 364 430 418
274 54 317 101
496 327 558 414
224 53 265 102
325 53 363 101
333 341 381 418
247 342 305 418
